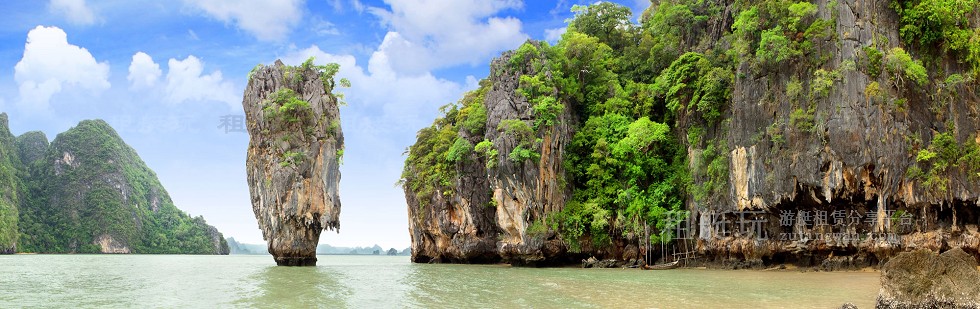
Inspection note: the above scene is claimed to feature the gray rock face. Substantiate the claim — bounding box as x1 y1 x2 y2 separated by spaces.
404 42 577 265
485 46 575 265
691 0 980 267
243 60 344 266
877 248 980 308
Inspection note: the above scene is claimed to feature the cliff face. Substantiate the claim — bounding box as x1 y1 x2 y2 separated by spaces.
13 119 229 254
243 59 344 266
404 48 573 264
404 45 582 265
697 0 980 267
404 0 980 267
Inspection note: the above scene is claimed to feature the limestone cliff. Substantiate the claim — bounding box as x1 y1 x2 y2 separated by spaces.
694 0 980 267
404 46 573 264
243 59 344 266
403 45 581 265
403 0 980 267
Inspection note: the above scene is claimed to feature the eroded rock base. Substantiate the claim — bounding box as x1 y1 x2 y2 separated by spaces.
275 257 318 266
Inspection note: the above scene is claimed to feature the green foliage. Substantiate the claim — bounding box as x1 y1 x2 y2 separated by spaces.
508 145 539 163
564 114 686 246
909 131 980 193
402 107 461 206
691 139 728 203
510 43 542 68
568 2 635 50
757 26 800 65
509 42 571 133
328 120 341 136
786 79 803 102
885 47 928 87
557 31 617 116
474 140 499 169
401 81 495 208
863 46 884 77
801 18 836 54
732 6 762 57
811 68 843 98
790 105 816 132
15 120 224 254
865 81 883 103
499 119 534 142
638 0 721 79
247 64 263 80
731 0 830 65
653 52 732 125
0 121 23 251
549 201 610 251
786 2 819 30
264 88 311 124
279 151 305 167
525 219 548 239
445 138 473 163
531 97 563 131
517 74 564 131
891 0 978 54
459 83 489 135
295 56 351 105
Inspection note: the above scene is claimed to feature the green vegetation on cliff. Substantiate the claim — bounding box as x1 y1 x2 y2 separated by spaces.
403 0 980 255
0 114 24 252
402 82 489 209
10 119 228 254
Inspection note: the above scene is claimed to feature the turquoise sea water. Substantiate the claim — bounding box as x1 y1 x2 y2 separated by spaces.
0 255 879 308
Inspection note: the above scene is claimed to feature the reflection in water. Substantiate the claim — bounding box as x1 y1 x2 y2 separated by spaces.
238 265 350 308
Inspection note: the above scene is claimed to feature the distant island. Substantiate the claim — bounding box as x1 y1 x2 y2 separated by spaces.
0 114 228 255
226 237 409 256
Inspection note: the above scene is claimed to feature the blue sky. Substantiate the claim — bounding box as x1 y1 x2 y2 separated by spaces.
0 0 650 249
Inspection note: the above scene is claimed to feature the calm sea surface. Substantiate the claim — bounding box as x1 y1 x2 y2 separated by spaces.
0 255 879 308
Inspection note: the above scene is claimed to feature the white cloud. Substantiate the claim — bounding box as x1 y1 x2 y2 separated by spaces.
549 0 569 16
14 26 110 109
330 0 365 13
544 27 566 43
281 45 465 124
311 17 340 36
48 0 97 25
368 0 527 75
128 52 162 90
164 56 237 108
183 0 304 41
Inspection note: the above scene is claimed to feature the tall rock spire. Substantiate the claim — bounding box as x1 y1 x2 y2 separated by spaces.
243 59 344 266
